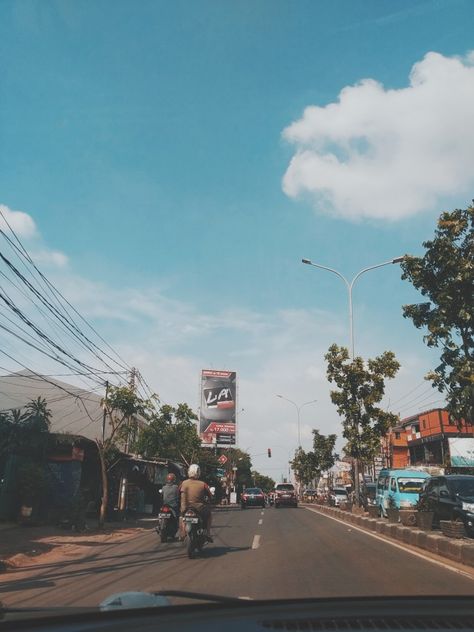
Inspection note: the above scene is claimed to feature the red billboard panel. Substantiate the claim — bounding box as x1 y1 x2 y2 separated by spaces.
200 369 236 447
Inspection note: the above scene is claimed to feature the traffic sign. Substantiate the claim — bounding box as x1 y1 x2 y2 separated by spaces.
218 454 228 465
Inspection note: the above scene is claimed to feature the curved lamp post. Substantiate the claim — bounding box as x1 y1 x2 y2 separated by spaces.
301 257 404 359
275 395 318 448
301 256 404 503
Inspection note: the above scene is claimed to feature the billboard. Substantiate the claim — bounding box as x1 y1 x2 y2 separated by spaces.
200 369 236 447
448 437 474 467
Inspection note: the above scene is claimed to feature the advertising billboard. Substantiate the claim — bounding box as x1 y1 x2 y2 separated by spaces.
448 437 474 467
200 369 236 447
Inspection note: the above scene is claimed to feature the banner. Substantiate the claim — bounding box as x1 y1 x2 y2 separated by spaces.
448 437 474 467
200 369 236 447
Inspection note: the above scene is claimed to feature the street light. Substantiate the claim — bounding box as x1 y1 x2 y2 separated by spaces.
275 395 318 448
302 256 404 359
302 255 404 504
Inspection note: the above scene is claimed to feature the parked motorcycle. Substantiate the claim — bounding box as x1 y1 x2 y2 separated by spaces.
182 508 207 558
156 504 179 543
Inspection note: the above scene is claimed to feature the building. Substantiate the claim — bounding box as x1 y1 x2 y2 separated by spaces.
384 408 474 470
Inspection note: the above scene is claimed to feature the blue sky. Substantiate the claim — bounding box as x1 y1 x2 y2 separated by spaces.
1 0 473 480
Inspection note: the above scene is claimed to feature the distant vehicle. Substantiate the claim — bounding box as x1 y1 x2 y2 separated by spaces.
329 487 349 507
241 488 265 509
302 489 317 502
419 475 474 536
362 483 377 509
376 468 430 517
274 483 298 508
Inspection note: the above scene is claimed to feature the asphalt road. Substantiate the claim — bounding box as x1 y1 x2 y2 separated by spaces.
1 505 474 609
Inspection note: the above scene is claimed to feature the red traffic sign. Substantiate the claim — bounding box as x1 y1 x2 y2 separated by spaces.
218 455 228 465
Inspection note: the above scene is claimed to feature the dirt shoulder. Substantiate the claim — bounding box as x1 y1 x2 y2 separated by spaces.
0 518 155 572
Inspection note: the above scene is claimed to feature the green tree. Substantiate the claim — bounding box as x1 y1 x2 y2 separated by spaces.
134 402 201 464
401 203 474 425
97 385 153 528
22 397 52 432
290 431 337 488
251 471 275 492
291 447 316 486
325 344 400 501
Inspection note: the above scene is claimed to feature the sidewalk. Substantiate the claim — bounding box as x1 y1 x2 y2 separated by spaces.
0 517 155 572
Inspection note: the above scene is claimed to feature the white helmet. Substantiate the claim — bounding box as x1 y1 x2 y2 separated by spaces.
188 464 200 479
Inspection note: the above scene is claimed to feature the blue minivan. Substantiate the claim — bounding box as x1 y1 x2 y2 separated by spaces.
376 469 430 517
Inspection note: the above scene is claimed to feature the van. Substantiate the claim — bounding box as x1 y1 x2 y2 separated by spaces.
376 469 430 517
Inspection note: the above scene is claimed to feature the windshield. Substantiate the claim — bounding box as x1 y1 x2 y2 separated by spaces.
0 0 473 618
450 480 474 497
397 479 426 493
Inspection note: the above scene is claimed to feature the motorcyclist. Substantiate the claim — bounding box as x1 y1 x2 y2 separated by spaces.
179 464 213 542
161 472 180 517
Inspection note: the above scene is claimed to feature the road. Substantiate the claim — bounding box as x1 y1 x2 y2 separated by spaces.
1 505 474 608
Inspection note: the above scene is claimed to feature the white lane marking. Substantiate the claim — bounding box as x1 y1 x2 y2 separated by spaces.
258 519 263 525
238 596 253 600
252 534 261 549
304 507 474 581
261 511 264 515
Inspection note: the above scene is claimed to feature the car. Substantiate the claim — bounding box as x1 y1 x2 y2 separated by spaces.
329 487 349 507
376 469 430 516
274 483 298 508
419 474 474 536
241 487 266 509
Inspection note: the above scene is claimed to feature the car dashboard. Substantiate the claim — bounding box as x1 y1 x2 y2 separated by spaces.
2 596 474 632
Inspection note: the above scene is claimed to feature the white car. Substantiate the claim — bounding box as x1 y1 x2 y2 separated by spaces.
330 488 349 506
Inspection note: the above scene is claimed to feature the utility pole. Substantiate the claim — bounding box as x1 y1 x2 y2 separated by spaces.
119 368 137 513
102 380 109 443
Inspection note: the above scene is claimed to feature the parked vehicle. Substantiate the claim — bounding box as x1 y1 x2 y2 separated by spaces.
376 469 430 517
302 489 317 502
274 483 298 508
361 483 377 510
329 487 349 507
241 487 266 509
419 474 474 536
182 507 207 558
156 503 179 543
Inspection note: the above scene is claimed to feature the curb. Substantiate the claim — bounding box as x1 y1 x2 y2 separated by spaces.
308 504 474 569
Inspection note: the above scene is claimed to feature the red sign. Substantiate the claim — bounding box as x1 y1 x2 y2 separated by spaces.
218 455 228 465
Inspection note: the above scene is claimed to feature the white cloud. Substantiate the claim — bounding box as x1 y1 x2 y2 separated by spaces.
0 204 37 238
282 51 474 221
31 249 69 268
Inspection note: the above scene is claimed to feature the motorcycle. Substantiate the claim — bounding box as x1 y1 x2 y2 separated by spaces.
182 508 207 558
156 504 179 543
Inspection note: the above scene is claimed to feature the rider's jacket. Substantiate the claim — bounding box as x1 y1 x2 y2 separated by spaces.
162 483 179 513
179 479 211 514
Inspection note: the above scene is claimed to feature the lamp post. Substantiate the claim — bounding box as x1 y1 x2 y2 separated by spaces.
302 257 404 359
301 255 404 503
275 395 318 448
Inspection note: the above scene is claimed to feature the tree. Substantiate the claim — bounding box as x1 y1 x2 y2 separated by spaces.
325 344 400 501
0 398 51 461
97 385 152 528
251 471 275 492
134 402 201 464
22 397 52 432
401 203 474 425
290 430 337 487
291 447 317 486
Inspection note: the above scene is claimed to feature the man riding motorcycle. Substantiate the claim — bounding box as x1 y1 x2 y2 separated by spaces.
161 472 180 516
179 464 213 542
